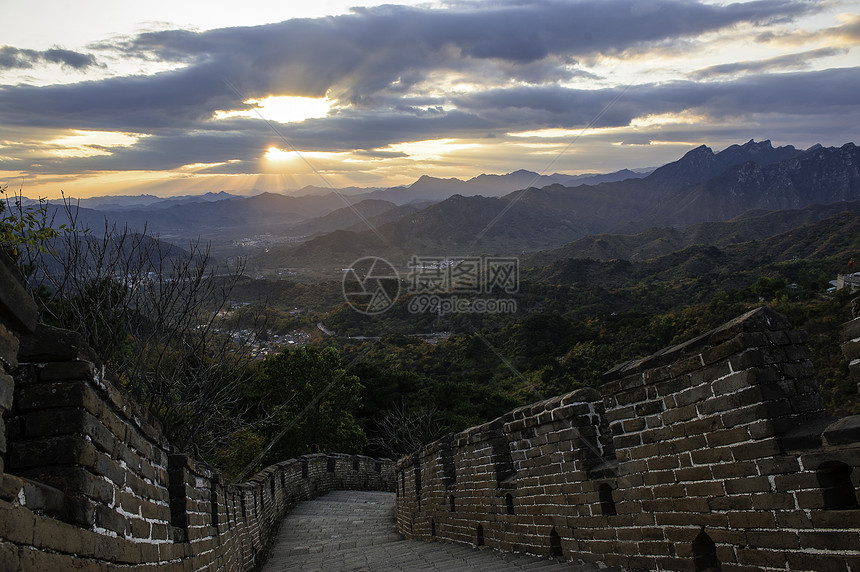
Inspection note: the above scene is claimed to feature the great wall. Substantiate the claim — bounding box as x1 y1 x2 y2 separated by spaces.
1 251 859 571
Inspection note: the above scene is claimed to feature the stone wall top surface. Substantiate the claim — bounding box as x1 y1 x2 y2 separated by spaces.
602 306 792 382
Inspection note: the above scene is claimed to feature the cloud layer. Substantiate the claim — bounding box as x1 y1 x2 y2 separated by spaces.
0 45 99 70
0 0 858 195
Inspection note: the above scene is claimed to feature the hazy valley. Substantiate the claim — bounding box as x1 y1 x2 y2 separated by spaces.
11 138 860 468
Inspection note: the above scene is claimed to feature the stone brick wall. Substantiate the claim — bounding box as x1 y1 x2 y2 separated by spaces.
396 307 860 571
0 254 395 571
842 312 860 389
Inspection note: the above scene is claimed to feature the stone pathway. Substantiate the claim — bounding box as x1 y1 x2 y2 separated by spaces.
260 491 601 571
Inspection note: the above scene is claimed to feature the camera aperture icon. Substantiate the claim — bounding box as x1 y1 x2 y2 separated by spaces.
342 256 401 315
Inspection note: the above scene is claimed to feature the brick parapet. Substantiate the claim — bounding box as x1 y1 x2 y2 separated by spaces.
397 307 860 571
0 252 35 491
0 254 396 572
842 312 860 387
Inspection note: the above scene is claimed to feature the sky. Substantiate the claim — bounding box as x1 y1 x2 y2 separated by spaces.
0 0 858 199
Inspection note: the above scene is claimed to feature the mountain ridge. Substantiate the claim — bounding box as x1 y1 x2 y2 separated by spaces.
256 141 860 268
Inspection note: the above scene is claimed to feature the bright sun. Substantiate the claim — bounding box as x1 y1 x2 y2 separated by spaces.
265 147 294 161
215 95 333 124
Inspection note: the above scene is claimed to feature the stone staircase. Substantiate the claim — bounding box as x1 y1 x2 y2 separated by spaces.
260 491 602 571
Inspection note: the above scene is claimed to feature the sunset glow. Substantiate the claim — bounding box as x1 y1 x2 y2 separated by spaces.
215 96 334 124
0 0 857 198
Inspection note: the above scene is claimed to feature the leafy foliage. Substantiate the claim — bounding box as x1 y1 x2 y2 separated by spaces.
238 347 366 473
24 210 265 456
0 185 66 261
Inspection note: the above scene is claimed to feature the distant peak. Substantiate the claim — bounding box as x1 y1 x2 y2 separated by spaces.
683 144 713 158
740 139 772 151
678 145 714 165
411 174 461 185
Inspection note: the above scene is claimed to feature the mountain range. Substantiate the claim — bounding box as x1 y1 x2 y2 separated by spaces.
524 201 860 266
359 168 648 204
32 139 860 271
254 140 859 268
524 210 860 289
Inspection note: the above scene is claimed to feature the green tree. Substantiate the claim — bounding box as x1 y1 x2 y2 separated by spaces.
0 185 65 263
254 346 366 466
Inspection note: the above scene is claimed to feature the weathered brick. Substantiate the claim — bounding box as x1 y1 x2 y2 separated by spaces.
787 552 850 572
736 547 787 568
0 373 13 411
674 383 713 407
711 461 758 479
669 497 710 513
746 530 798 549
647 456 679 471
635 400 664 416
0 540 19 571
644 366 672 384
799 531 860 551
32 513 84 554
674 466 713 482
685 481 724 497
724 476 772 494
614 433 642 449
18 546 101 572
0 322 20 369
94 504 126 536
0 501 35 544
14 381 100 414
706 427 750 447
618 373 644 391
39 360 97 381
771 470 816 491
616 387 647 405
643 470 675 486
709 494 752 511
661 403 698 424
750 492 795 510
641 427 672 444
811 510 860 529
701 334 746 365
731 439 782 461
9 435 98 471
653 375 690 397
727 511 776 529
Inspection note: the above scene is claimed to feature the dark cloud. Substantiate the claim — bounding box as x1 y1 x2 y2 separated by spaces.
353 149 409 159
756 12 860 44
0 61 249 131
454 67 860 129
5 65 858 176
0 0 850 179
0 128 269 174
8 62 860 177
5 0 811 130
0 45 99 70
691 47 849 78
106 0 817 104
283 108 494 151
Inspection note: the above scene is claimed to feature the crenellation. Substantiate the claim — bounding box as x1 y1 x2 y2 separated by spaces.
396 307 860 571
